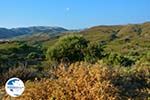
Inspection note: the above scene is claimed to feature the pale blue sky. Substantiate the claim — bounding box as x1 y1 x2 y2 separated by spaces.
0 0 150 29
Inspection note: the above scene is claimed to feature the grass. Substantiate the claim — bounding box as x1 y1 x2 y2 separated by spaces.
0 42 19 50
0 22 150 99
1 62 149 100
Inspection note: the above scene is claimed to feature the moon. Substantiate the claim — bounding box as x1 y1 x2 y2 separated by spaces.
66 8 70 11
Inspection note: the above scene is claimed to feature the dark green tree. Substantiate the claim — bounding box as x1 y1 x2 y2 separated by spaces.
84 42 104 63
47 35 89 63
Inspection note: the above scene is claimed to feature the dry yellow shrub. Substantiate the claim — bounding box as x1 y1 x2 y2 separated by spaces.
2 62 150 100
2 62 118 100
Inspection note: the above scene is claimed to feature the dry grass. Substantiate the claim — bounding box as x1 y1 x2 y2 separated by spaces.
2 62 150 100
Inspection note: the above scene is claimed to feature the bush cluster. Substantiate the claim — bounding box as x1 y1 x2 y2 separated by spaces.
47 34 136 67
2 62 149 100
0 66 37 85
0 42 44 76
47 35 104 63
104 53 135 67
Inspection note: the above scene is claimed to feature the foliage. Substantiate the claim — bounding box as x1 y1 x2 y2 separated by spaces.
112 65 150 99
0 66 36 85
0 42 44 73
104 53 135 67
2 62 149 100
27 52 41 59
84 42 104 63
7 62 119 100
47 35 89 62
0 22 150 99
47 35 105 64
135 51 150 66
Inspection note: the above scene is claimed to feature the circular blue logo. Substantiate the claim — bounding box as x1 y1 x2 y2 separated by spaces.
5 77 25 97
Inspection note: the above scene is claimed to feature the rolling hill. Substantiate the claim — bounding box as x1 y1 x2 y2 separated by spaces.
0 22 150 55
42 22 150 56
0 22 149 100
0 26 68 39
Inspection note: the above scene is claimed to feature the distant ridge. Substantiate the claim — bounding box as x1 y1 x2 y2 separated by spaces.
0 26 68 39
0 22 150 41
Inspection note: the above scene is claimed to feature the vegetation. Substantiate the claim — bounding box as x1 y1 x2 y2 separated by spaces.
46 35 104 63
2 62 150 100
0 22 150 99
103 53 135 67
47 35 89 63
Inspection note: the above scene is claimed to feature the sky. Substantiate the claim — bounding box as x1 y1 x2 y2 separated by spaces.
0 0 150 29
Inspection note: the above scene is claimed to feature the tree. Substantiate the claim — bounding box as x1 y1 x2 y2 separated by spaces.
84 42 104 63
47 35 89 63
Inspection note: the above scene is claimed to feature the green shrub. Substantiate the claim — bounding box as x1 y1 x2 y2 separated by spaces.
27 52 40 59
135 51 150 66
84 42 104 63
47 35 89 63
111 65 150 99
47 34 105 64
104 53 135 67
0 66 36 85
0 42 44 73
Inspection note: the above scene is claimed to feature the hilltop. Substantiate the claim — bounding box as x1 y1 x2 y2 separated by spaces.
0 26 68 39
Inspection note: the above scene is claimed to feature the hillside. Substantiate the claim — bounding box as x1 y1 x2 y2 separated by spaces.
0 26 68 39
0 22 150 100
1 22 150 59
81 22 150 41
42 22 150 55
81 22 150 54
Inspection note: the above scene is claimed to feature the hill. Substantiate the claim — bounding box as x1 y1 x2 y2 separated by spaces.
0 22 150 100
0 26 68 39
42 22 150 56
81 22 150 42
